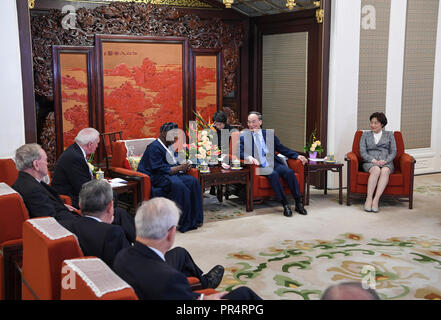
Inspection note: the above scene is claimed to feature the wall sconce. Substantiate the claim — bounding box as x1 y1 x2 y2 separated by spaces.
286 0 296 10
223 0 234 8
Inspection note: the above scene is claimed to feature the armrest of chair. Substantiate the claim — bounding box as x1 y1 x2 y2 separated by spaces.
345 152 359 191
287 158 304 173
399 153 416 194
59 195 72 206
287 159 304 193
187 168 199 180
109 168 151 201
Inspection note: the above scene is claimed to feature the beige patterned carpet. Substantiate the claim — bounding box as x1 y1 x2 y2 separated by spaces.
174 173 441 300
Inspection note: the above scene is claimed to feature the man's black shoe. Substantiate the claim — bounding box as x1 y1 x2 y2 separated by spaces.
295 202 307 215
203 265 224 289
283 204 293 217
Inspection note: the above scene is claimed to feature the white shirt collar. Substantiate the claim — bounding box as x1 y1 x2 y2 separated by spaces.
85 215 102 223
148 246 166 261
76 142 87 159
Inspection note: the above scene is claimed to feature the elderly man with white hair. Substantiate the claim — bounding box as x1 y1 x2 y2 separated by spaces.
52 127 100 208
52 127 135 243
113 197 262 300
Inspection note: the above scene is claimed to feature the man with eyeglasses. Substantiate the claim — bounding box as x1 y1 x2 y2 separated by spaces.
239 111 308 217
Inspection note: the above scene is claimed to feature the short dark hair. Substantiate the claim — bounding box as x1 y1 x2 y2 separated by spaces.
160 122 178 133
79 180 113 215
370 112 387 128
321 282 381 300
212 111 228 124
248 111 262 121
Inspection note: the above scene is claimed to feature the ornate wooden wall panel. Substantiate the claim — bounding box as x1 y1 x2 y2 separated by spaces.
31 2 245 165
192 49 222 122
53 46 94 158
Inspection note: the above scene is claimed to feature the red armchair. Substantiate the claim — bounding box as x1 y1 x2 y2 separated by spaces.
22 217 84 300
0 159 18 186
110 139 154 201
250 160 305 204
61 257 138 300
230 131 305 203
0 185 29 300
345 130 416 209
0 158 73 206
111 138 199 202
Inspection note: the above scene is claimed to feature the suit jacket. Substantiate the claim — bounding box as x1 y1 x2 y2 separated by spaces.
239 129 299 167
214 123 234 151
52 143 92 208
12 171 77 222
113 242 200 300
359 130 397 173
67 216 130 268
137 139 178 193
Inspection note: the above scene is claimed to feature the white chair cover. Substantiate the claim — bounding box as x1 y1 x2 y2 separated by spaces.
27 217 74 241
122 138 155 157
64 258 132 298
0 182 18 196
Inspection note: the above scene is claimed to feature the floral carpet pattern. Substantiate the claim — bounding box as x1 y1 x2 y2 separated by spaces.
203 194 250 222
184 174 441 300
218 233 441 300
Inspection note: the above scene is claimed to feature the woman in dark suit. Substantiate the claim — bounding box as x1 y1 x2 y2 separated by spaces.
359 112 397 213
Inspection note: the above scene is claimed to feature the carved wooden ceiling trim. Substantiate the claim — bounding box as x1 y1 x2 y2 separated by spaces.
31 1 244 99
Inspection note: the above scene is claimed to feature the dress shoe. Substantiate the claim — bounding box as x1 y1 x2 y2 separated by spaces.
364 206 372 212
295 202 307 215
203 265 224 289
283 204 293 217
371 207 379 213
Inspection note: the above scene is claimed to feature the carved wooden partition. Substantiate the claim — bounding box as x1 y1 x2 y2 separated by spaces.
191 48 222 122
53 46 95 158
30 2 246 166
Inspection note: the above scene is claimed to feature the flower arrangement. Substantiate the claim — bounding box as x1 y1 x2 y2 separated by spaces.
180 112 220 164
88 153 98 175
303 130 324 154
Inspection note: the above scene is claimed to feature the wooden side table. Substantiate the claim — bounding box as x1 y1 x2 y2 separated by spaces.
198 165 253 212
304 161 344 205
111 180 139 214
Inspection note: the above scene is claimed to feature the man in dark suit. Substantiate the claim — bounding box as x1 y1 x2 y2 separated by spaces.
51 127 100 208
51 128 136 243
137 122 203 233
113 197 262 300
77 180 224 288
73 179 131 268
239 111 308 217
12 143 80 223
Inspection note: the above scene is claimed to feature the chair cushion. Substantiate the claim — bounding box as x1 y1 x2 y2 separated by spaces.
123 158 131 170
356 171 404 186
127 156 142 171
257 174 299 189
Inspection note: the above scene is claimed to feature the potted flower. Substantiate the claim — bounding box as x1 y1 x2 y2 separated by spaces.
303 130 324 159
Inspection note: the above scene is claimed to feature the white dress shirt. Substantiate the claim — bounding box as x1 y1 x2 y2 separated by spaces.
373 131 382 145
